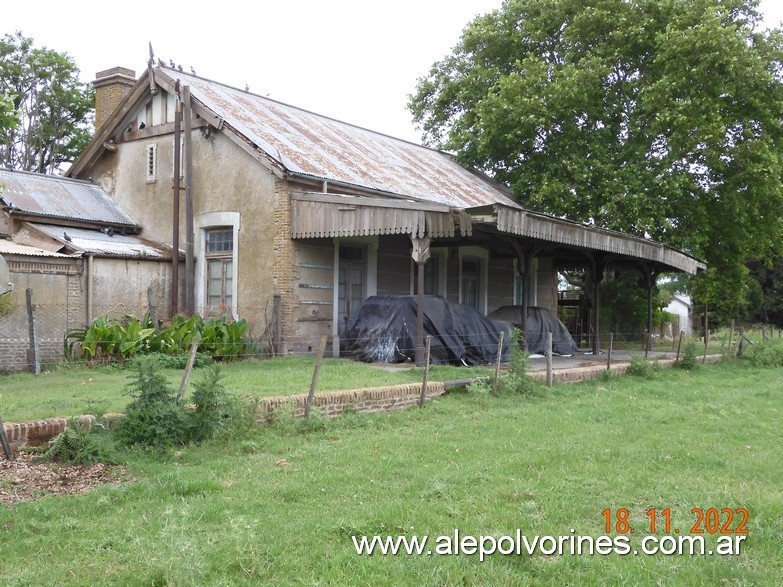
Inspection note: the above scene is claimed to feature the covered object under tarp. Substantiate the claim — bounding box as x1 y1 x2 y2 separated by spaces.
487 306 578 356
341 295 511 365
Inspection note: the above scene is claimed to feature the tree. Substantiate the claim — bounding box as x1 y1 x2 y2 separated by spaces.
0 92 17 135
409 0 783 320
0 31 94 174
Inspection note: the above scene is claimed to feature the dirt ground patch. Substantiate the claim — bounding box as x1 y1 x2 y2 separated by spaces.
0 451 131 507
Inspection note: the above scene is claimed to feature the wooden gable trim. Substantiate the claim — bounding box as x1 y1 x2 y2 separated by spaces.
69 69 155 178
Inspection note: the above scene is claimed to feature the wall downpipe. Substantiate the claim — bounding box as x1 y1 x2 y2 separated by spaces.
183 85 195 315
86 254 94 324
172 86 181 317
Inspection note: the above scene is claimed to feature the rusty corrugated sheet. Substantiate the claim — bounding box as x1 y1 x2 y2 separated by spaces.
0 168 139 226
0 240 73 258
30 224 169 259
164 70 520 210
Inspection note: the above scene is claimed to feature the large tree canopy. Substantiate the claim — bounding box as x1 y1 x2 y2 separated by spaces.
409 0 783 318
0 31 93 174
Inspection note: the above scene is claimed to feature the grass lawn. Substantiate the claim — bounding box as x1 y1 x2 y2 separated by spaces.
1 358 781 585
0 358 493 422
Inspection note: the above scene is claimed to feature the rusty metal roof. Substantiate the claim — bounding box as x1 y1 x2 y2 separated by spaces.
0 168 139 227
161 69 520 209
29 224 170 259
0 239 73 258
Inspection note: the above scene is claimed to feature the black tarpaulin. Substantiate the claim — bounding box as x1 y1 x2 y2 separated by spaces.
341 295 511 365
487 306 578 355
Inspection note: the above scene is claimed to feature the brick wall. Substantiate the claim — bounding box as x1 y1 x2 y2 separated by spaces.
93 67 136 132
272 178 298 354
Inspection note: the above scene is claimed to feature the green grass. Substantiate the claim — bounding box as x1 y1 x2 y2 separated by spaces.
1 359 781 585
0 358 493 422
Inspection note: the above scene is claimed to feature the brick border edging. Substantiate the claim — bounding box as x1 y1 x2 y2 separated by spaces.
526 353 724 384
2 383 448 449
255 382 447 421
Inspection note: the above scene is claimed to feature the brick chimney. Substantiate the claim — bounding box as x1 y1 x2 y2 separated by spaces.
93 67 136 132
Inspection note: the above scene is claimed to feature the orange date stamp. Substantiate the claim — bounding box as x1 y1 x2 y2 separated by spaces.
601 507 749 535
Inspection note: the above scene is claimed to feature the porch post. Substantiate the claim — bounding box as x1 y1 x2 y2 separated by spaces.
646 268 654 352
416 260 425 366
520 254 534 353
509 240 533 353
410 236 431 367
640 264 659 352
591 265 604 355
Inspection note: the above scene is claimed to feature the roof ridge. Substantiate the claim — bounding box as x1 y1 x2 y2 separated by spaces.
157 66 446 154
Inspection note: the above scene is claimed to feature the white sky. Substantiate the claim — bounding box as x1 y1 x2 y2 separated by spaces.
3 0 783 144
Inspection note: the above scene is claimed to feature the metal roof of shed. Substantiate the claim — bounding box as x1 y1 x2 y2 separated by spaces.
0 239 73 258
29 224 171 259
0 168 139 227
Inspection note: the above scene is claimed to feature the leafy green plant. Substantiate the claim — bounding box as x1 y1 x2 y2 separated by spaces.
34 419 117 465
114 357 190 447
0 291 15 317
497 329 539 396
188 365 231 442
114 352 213 370
65 313 249 363
199 316 249 359
743 339 783 367
677 341 699 370
626 355 657 378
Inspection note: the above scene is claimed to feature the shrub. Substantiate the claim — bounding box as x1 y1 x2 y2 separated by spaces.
743 339 783 367
34 419 117 465
626 355 656 378
0 291 15 317
189 365 231 442
677 341 699 370
114 357 190 447
497 330 539 396
114 352 213 370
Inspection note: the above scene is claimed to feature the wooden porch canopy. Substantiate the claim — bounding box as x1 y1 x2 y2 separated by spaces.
290 191 706 359
290 192 473 240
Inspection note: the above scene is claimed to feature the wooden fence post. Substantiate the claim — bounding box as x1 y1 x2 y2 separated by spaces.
675 331 684 365
0 412 14 461
737 326 746 358
727 320 734 359
177 333 201 403
419 336 432 407
606 332 613 370
305 336 328 418
546 332 553 388
492 330 504 395
26 288 40 375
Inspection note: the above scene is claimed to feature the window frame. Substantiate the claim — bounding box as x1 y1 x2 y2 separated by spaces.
205 228 234 311
194 212 240 319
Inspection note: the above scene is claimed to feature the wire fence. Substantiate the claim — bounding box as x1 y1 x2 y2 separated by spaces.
1 298 778 374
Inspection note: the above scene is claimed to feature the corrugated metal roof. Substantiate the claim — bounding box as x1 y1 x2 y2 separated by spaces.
0 168 139 226
162 69 521 210
29 224 170 259
0 240 74 258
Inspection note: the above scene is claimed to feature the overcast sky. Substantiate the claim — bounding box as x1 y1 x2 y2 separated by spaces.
4 0 783 144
